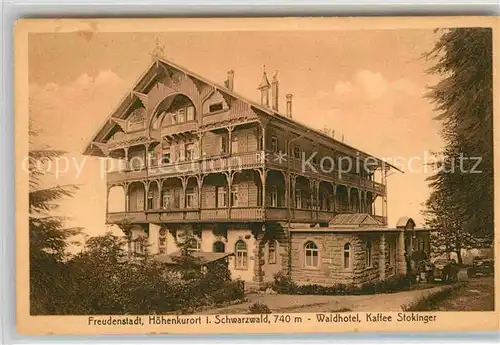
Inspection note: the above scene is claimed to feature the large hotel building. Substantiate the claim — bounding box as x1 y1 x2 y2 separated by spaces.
84 53 429 287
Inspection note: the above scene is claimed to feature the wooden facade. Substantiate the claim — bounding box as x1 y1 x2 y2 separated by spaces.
84 58 398 286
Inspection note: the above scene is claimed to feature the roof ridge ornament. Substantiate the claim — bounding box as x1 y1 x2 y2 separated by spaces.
257 64 271 90
150 37 165 61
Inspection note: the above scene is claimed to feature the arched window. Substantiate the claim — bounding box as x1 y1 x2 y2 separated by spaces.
304 241 319 268
268 240 278 264
235 240 248 269
365 240 373 268
213 241 225 253
186 238 201 253
343 243 351 269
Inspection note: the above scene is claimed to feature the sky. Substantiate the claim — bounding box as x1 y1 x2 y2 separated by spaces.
28 29 443 238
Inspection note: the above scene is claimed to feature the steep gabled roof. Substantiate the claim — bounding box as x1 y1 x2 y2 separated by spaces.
82 57 402 173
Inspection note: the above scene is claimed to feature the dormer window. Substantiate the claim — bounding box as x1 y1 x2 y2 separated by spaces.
209 102 224 113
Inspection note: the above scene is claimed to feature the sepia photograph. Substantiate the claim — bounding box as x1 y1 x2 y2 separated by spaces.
15 17 497 334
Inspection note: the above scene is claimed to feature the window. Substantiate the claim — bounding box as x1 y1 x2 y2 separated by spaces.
231 136 239 154
235 240 248 269
304 241 319 268
185 143 196 161
177 108 185 123
213 241 225 253
271 136 279 153
270 186 278 207
162 190 172 209
231 186 239 207
133 237 145 255
293 145 301 159
186 188 196 208
295 189 302 209
147 190 154 209
186 238 201 253
268 240 278 264
220 135 229 154
365 240 373 268
388 241 394 266
187 106 195 121
216 186 227 208
171 112 177 125
343 243 351 269
209 102 224 113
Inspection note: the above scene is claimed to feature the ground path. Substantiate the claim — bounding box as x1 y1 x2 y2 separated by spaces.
199 285 449 314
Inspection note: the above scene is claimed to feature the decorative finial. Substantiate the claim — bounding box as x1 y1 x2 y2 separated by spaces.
272 69 279 83
150 37 165 61
258 64 271 90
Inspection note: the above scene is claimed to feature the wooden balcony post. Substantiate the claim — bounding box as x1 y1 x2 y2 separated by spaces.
180 177 187 209
291 175 297 209
124 147 129 170
124 182 129 212
258 169 267 208
228 126 233 155
358 189 362 213
347 187 352 212
197 175 205 209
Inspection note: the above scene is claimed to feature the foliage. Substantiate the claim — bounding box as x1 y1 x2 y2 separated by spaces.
248 302 272 314
272 272 415 296
29 125 83 315
423 28 493 261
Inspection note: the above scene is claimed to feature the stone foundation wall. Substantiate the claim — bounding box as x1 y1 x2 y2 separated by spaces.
290 232 390 287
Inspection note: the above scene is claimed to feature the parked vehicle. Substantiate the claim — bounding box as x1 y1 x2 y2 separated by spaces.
431 258 459 283
467 256 494 278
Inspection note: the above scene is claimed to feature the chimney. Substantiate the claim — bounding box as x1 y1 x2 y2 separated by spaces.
225 70 235 91
286 94 293 118
271 70 279 111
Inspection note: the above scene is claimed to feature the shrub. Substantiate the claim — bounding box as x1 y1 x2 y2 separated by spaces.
272 271 297 294
249 302 272 314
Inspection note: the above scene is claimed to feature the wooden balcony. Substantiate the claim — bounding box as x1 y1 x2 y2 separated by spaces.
107 167 148 184
106 211 146 224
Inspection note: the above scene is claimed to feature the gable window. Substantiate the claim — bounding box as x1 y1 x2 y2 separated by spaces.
293 145 301 159
268 240 278 264
343 243 352 269
304 241 319 268
295 189 302 209
231 186 239 207
270 185 278 207
235 240 248 269
209 102 224 113
186 106 195 121
186 188 196 208
271 136 279 153
365 240 373 268
171 112 177 125
216 186 227 208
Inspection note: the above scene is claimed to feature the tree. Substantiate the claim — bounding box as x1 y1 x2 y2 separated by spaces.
424 28 493 249
29 125 82 314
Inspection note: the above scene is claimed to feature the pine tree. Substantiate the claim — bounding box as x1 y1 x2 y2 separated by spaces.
424 28 493 249
29 125 82 314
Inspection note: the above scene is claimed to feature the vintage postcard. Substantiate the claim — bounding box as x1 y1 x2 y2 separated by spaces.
15 17 499 335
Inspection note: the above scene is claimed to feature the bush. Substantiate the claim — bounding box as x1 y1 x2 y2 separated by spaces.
248 302 272 314
272 271 297 294
272 272 416 296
